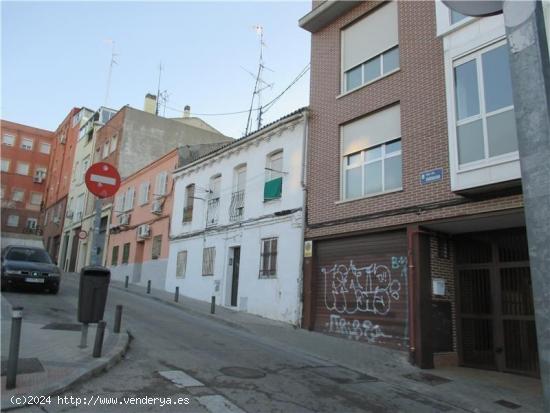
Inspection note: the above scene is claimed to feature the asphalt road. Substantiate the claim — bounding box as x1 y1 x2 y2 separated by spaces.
1 275 460 413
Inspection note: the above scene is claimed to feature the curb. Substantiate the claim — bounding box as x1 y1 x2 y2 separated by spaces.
0 330 131 411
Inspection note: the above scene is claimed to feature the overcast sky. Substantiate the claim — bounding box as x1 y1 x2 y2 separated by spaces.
1 0 311 138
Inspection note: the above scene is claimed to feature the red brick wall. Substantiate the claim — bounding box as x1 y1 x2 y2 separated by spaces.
305 0 523 240
1 120 54 234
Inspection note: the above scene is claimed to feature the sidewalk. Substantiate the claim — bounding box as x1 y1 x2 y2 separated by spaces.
0 297 130 411
109 275 544 413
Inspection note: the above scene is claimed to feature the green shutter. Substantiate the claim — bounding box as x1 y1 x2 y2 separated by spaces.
264 177 282 201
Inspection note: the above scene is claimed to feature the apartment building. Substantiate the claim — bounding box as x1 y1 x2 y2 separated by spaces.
60 97 232 273
1 120 54 241
299 0 536 376
41 107 93 262
166 109 308 324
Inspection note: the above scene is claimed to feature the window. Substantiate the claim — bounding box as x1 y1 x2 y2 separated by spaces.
30 192 42 205
73 161 79 182
26 218 37 229
72 111 82 127
40 142 51 154
122 243 130 264
12 189 25 202
20 138 33 151
342 104 402 199
7 215 19 227
342 1 399 92
183 184 195 222
2 134 15 146
16 162 30 176
202 247 216 276
155 172 168 196
102 141 110 159
110 135 118 153
114 193 125 213
176 250 187 278
259 237 278 278
123 187 135 211
34 167 47 180
1 159 10 172
450 9 467 25
111 246 119 266
206 176 221 226
139 181 150 205
152 235 162 260
264 151 283 201
74 194 85 221
454 43 517 166
230 166 246 221
81 156 90 183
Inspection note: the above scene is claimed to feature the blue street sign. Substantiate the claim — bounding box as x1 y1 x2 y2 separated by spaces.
420 168 443 184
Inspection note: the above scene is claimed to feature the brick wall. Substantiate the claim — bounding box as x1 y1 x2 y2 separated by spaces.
305 0 523 240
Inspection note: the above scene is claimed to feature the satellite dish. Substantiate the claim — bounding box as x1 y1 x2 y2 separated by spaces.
442 0 503 17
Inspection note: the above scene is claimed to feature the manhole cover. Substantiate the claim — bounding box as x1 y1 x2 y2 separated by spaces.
1 358 44 376
220 367 266 379
402 372 451 386
42 323 82 331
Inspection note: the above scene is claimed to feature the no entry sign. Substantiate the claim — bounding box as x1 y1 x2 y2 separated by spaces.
85 162 121 198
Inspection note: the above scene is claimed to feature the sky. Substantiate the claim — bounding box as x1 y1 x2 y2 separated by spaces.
1 0 311 138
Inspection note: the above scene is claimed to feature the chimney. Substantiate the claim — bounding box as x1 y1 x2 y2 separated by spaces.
183 105 191 118
144 93 157 114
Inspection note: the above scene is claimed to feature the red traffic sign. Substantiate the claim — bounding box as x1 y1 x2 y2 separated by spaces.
85 162 121 198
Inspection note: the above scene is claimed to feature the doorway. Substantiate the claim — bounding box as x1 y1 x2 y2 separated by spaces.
230 247 241 307
68 229 80 272
456 228 538 376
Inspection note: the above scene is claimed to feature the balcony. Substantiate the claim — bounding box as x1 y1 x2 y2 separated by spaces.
229 190 245 222
206 198 220 227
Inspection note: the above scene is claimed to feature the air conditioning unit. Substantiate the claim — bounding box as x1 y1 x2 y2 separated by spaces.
33 175 44 183
119 213 130 225
66 210 74 219
137 224 151 238
52 216 60 224
151 200 163 214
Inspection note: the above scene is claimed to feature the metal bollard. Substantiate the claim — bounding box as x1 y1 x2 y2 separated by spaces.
93 321 107 358
113 305 123 334
211 296 215 314
147 280 151 294
174 286 179 302
79 323 89 348
125 276 129 288
6 307 23 390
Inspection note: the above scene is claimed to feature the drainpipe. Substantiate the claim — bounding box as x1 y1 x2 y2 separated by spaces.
297 110 309 327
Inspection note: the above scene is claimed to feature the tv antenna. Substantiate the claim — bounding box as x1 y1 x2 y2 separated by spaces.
155 62 170 117
104 39 118 107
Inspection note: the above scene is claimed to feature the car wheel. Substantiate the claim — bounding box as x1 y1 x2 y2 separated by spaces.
49 286 59 294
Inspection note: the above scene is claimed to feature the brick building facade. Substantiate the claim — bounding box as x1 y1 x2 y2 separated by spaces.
299 0 536 377
1 120 54 237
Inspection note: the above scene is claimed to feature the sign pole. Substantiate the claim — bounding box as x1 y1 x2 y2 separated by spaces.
91 197 102 267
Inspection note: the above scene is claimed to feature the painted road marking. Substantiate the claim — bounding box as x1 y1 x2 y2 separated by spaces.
158 370 204 387
90 174 117 186
196 395 247 413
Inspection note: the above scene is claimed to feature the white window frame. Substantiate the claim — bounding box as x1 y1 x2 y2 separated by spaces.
81 156 90 184
155 172 168 196
35 167 47 180
452 40 518 171
11 188 25 202
202 247 216 276
20 137 33 151
7 215 19 227
39 142 51 154
123 187 135 211
30 192 42 206
266 150 283 181
259 237 278 279
343 46 400 93
2 134 15 146
102 141 110 159
176 250 187 278
26 218 38 229
139 181 150 205
110 135 118 153
342 139 402 200
16 162 30 176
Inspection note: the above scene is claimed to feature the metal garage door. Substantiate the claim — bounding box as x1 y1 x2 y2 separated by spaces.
313 231 409 350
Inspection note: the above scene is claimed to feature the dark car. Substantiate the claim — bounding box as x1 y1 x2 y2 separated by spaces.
1 245 61 294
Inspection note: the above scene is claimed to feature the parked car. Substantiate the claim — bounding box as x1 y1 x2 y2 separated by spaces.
1 245 61 294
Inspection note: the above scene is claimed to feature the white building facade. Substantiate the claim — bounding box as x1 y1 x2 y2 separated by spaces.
166 109 308 324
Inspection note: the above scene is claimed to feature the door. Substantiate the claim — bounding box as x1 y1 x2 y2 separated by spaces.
60 233 70 271
456 228 539 376
231 247 240 307
133 242 144 283
68 229 80 272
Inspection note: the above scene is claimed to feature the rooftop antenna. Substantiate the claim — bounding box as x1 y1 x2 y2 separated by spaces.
104 39 118 107
245 25 269 135
156 62 163 115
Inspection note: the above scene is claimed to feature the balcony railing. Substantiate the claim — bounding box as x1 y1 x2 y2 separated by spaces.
183 205 193 222
229 190 245 222
206 198 220 226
